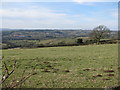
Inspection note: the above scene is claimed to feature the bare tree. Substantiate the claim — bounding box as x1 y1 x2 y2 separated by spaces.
0 60 37 88
90 25 111 44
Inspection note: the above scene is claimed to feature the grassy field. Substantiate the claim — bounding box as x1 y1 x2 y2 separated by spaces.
2 44 119 88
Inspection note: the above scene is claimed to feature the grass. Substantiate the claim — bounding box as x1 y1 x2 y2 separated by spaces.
2 44 119 88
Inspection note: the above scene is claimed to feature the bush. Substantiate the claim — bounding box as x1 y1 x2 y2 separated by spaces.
99 40 117 44
76 38 83 44
83 39 96 45
58 41 66 46
1 44 9 49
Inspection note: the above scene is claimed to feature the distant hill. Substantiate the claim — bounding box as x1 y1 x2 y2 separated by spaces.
2 29 117 42
2 29 91 41
0 28 14 31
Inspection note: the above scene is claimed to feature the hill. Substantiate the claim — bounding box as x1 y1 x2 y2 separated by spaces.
2 29 92 41
1 29 118 49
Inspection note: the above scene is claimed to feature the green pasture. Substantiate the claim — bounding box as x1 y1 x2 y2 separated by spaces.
2 44 119 88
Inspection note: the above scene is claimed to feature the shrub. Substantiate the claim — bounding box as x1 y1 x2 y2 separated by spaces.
83 39 96 45
76 38 83 44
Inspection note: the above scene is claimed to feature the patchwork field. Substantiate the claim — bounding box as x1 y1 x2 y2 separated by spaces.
2 44 119 88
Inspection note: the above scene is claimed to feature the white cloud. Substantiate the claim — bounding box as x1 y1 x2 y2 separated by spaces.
112 12 118 18
1 7 76 29
0 8 67 19
73 0 119 3
73 0 119 6
71 13 118 30
0 2 118 30
2 0 119 2
1 0 70 2
1 7 117 30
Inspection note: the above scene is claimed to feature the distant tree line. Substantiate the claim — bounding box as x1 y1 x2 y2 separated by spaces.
1 25 119 49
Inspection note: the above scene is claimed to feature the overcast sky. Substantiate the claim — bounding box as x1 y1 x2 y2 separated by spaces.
0 0 119 30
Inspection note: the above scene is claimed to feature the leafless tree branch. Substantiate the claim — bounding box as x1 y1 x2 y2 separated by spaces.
0 60 17 84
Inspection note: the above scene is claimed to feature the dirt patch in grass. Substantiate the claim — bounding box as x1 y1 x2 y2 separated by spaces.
93 74 103 78
43 61 50 64
103 70 115 73
82 68 96 71
46 65 52 68
118 67 120 70
42 69 51 72
103 78 111 80
63 70 70 72
83 68 91 71
107 74 114 76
